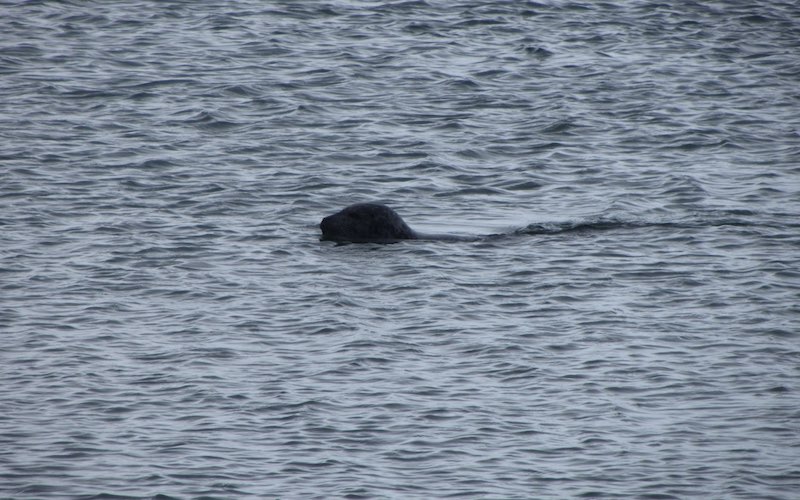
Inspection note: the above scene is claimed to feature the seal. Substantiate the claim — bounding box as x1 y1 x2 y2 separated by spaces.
320 203 418 243
320 204 684 244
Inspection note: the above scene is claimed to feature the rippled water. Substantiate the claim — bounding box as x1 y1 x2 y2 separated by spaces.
2 1 799 498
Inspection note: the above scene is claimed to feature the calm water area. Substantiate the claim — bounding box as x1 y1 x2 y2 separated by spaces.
2 1 799 498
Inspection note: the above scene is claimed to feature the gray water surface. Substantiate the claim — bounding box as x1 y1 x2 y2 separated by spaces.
2 1 799 498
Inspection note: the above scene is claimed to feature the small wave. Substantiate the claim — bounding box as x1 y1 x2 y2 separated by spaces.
166 110 247 130
517 217 679 236
515 210 771 237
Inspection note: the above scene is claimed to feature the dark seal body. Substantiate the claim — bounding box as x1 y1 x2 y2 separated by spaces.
320 203 418 243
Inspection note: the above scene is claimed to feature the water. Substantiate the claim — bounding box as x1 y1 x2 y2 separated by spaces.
2 1 799 498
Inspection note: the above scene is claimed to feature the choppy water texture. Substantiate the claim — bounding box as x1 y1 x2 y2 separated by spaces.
2 1 800 498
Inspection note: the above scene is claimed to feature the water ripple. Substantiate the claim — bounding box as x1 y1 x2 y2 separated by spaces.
2 0 799 498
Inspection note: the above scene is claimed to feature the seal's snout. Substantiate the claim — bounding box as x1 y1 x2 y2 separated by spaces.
319 215 333 240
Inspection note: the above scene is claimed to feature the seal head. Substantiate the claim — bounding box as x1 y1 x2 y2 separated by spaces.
320 203 418 243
